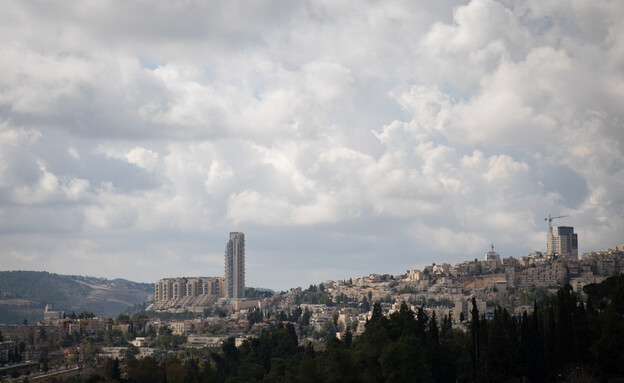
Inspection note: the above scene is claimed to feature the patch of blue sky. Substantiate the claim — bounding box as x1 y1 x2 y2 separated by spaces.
139 57 166 70
436 80 471 103
252 89 263 101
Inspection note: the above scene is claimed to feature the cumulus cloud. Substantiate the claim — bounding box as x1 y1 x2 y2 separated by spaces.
1 0 623 290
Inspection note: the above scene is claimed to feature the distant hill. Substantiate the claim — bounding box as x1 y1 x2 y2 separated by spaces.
0 271 154 324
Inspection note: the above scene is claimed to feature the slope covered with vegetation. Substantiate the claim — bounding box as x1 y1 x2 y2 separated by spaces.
0 271 153 324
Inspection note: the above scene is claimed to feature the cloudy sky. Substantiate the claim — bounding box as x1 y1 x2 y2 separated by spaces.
1 0 623 291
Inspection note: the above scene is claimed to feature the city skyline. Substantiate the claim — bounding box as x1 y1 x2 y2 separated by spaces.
1 1 623 291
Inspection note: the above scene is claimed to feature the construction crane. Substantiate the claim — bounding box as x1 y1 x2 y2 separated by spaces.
545 214 569 235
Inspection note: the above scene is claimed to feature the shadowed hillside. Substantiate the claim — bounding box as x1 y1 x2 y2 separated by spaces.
0 271 153 324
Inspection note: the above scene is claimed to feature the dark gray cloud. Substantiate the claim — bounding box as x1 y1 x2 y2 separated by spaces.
540 165 588 209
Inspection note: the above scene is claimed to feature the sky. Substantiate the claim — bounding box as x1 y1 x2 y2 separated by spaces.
1 0 623 291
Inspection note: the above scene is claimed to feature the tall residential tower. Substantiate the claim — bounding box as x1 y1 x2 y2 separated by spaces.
225 232 245 298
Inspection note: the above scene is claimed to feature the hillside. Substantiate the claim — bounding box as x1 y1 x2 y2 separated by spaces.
0 271 154 324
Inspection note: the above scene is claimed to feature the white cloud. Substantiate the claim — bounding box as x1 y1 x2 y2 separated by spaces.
409 221 488 255
63 178 90 201
1 0 623 290
11 162 60 204
204 160 235 195
126 147 159 171
225 190 341 226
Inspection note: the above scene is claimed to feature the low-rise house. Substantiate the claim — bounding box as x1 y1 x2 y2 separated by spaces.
131 337 149 347
171 321 193 335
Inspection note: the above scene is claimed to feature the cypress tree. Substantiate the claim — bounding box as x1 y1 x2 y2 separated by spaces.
470 297 480 382
426 312 443 382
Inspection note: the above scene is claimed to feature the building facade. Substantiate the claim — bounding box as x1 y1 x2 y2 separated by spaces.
547 226 578 260
225 232 245 299
154 277 225 303
484 244 500 262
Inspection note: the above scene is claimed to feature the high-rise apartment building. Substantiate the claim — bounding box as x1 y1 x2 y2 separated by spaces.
547 226 578 260
225 232 245 299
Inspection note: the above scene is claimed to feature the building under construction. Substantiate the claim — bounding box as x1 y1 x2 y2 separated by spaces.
545 215 578 260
